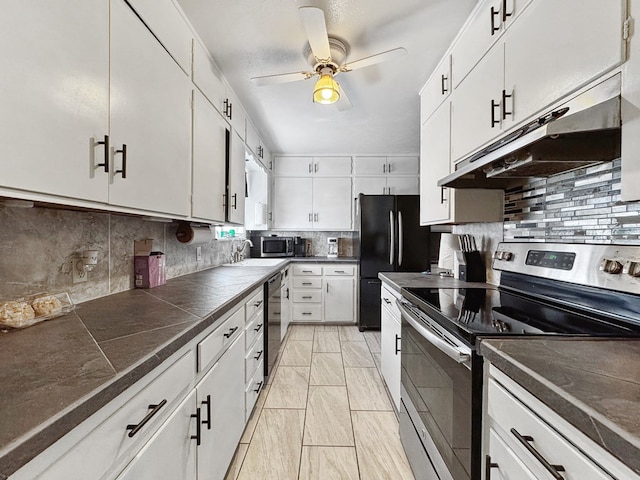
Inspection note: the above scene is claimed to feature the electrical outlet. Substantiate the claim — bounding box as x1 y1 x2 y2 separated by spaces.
72 258 87 284
196 246 202 262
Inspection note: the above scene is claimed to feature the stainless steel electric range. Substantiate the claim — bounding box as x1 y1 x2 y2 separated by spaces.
397 242 640 480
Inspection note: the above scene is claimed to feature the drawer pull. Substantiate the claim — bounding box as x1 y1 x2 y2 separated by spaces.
126 399 167 437
395 334 401 354
201 394 211 430
302 282 313 286
510 428 566 479
302 295 313 299
254 350 263 361
253 381 264 393
253 300 263 307
191 407 202 446
302 312 312 316
224 326 239 338
254 323 263 332
383 298 392 304
334 270 346 273
485 455 498 479
302 270 314 273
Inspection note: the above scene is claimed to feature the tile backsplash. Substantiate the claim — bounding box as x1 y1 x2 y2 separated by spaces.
250 230 355 257
0 206 241 304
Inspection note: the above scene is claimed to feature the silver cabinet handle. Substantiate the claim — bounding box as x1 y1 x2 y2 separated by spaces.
383 163 387 173
308 163 312 173
314 163 318 173
398 210 403 267
314 213 318 222
389 210 395 266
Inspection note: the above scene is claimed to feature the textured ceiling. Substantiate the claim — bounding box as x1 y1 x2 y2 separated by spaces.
176 0 477 155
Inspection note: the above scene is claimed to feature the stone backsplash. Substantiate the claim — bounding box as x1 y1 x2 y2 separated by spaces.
250 230 355 257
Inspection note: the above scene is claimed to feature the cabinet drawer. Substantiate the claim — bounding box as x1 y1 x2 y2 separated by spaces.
292 277 322 289
487 378 612 480
381 284 401 320
292 304 322 321
487 428 537 480
245 366 265 422
245 311 265 350
292 291 322 303
324 265 355 276
292 265 322 276
198 305 245 372
245 334 265 382
39 351 194 480
245 288 264 321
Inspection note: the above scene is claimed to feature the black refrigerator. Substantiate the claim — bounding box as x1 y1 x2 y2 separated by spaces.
356 194 430 330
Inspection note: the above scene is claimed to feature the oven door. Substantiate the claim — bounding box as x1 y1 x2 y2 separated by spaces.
398 299 477 480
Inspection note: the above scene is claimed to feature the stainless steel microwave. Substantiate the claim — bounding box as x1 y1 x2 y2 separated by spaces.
250 236 294 257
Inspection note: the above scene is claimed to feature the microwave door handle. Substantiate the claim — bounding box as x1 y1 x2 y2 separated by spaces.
397 300 471 364
397 210 403 267
389 210 395 266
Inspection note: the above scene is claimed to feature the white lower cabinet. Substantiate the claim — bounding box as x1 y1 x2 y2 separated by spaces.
116 390 197 480
484 366 638 480
289 264 357 323
380 283 401 412
196 332 246 480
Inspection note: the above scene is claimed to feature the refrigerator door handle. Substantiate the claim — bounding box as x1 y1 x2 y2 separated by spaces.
389 210 395 266
398 210 403 267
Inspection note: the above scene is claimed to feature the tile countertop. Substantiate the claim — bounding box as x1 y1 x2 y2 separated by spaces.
378 271 495 293
289 256 358 263
0 262 297 479
480 338 640 476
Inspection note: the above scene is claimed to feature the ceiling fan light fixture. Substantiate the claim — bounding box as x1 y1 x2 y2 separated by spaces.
313 69 340 105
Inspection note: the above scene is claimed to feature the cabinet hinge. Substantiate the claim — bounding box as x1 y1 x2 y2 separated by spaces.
624 17 632 41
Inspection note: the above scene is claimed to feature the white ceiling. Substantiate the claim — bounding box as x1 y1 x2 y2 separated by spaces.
176 0 477 156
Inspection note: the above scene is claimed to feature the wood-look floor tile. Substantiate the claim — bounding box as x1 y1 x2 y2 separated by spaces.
241 383 271 443
342 341 375 367
279 340 313 366
352 411 415 480
310 353 345 386
313 331 341 352
299 446 360 480
315 325 338 332
237 409 306 480
345 368 392 411
363 330 382 353
338 325 366 342
288 324 315 341
303 386 354 446
373 353 382 372
224 443 249 480
264 366 309 409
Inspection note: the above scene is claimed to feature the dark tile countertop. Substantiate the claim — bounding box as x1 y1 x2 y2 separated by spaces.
290 256 358 263
480 338 640 476
378 271 495 293
0 263 287 479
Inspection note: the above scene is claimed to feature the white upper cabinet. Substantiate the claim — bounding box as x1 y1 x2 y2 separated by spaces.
109 0 191 217
420 55 452 124
192 89 227 223
354 156 419 176
0 1 110 203
226 130 246 225
274 156 352 176
192 40 227 117
312 177 353 230
125 0 193 75
273 177 314 229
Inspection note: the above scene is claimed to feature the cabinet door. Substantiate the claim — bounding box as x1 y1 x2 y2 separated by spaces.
420 103 452 225
505 0 626 125
192 90 226 222
245 121 261 158
0 1 109 202
387 177 420 195
227 130 246 224
116 390 197 480
273 177 313 229
386 156 419 175
324 278 355 323
281 281 291 340
109 0 191 216
354 177 388 196
193 40 227 117
451 42 505 163
313 156 352 175
312 177 353 230
485 429 537 480
421 55 452 123
197 334 246 480
353 157 388 175
225 89 247 141
274 156 315 176
380 303 401 412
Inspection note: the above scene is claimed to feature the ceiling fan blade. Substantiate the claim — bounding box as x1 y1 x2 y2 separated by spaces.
250 71 315 86
299 6 331 61
336 84 352 111
339 47 407 72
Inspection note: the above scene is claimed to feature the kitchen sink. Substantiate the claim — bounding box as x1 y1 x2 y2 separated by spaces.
223 258 288 267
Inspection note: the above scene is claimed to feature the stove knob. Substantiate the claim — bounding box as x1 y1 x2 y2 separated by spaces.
599 259 623 274
623 261 640 277
493 250 513 261
501 251 513 261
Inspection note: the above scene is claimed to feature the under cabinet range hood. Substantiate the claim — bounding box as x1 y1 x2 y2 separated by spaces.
439 74 621 189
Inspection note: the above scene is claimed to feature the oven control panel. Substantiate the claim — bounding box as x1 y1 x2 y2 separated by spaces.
525 250 576 270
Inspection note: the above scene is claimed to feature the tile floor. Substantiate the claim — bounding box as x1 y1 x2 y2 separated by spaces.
225 324 416 480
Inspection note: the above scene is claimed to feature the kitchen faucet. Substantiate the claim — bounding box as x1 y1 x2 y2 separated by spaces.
232 238 253 263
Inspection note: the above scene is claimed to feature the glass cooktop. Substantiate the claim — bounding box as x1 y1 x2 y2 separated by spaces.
401 287 640 345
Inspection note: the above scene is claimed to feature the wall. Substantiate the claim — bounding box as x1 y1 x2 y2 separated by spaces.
0 205 242 304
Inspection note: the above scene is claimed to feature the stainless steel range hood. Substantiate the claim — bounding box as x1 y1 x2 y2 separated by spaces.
438 74 621 189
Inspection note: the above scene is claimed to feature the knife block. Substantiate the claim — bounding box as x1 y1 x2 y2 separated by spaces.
458 251 486 282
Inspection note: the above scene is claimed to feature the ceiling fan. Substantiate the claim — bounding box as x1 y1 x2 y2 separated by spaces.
250 6 407 110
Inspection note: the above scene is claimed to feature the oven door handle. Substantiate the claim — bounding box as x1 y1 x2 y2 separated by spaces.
397 300 471 364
